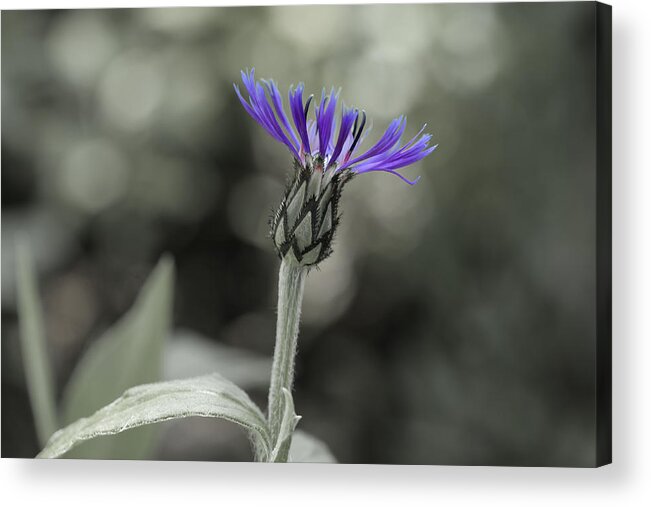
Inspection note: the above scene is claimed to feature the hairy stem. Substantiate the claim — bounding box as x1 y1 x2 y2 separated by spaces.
266 257 307 462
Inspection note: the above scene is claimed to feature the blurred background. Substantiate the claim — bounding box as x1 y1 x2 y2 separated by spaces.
2 2 598 465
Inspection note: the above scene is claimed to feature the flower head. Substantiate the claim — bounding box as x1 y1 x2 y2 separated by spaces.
234 68 437 266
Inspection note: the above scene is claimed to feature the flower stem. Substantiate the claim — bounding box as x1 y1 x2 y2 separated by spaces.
267 257 307 462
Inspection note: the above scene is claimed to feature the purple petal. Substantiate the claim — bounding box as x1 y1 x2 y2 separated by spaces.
233 69 436 183
307 119 319 155
342 116 406 168
353 143 437 175
328 106 357 167
236 69 300 159
316 87 338 157
261 78 300 150
289 84 312 155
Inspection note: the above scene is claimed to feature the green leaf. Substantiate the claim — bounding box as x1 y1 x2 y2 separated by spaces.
37 373 271 459
60 256 174 459
269 388 301 463
15 242 59 446
289 430 337 463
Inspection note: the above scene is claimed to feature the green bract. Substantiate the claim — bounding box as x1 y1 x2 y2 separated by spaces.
272 158 352 267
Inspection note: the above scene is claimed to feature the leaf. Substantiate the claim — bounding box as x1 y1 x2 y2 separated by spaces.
269 388 301 463
289 430 337 463
38 373 271 459
60 256 174 459
164 329 272 389
15 242 59 446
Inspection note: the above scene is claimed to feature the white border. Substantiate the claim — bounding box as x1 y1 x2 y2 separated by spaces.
2 0 650 505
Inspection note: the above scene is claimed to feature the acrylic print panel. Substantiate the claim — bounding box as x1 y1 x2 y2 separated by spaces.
1 2 611 466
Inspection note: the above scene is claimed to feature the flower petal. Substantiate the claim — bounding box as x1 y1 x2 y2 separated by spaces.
236 69 300 159
289 84 312 155
329 106 357 167
316 88 338 157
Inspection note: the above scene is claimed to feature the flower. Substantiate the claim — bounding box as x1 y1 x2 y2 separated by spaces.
234 68 437 266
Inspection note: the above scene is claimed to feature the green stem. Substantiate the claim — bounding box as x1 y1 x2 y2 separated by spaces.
266 257 307 462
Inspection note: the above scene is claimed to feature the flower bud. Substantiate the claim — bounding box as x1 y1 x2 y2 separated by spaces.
271 157 352 267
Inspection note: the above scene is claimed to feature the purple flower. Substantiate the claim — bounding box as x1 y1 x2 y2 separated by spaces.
234 68 436 185
234 69 437 266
